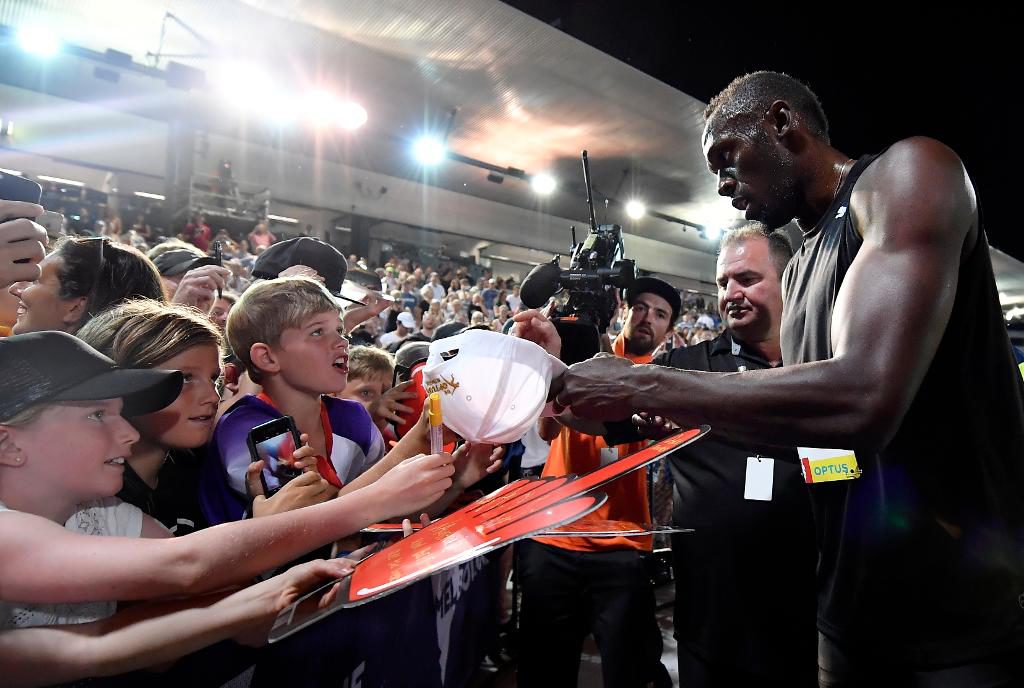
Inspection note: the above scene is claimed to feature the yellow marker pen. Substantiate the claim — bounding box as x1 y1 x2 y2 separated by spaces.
428 392 444 454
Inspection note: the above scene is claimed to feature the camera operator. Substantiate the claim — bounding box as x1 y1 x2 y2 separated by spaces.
516 276 679 688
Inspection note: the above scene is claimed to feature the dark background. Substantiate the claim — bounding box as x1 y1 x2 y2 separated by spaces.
504 3 1017 259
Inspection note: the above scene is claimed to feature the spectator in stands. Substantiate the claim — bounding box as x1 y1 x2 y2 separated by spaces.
447 298 468 325
210 293 236 334
8 237 164 335
183 213 212 252
382 292 404 333
481 278 499 312
231 238 256 271
101 213 123 243
383 266 399 293
152 248 231 315
417 285 434 318
429 272 446 301
71 207 95 236
469 292 490 320
691 324 716 344
400 278 419 312
130 213 152 242
381 311 416 352
347 317 379 347
405 312 437 343
247 221 276 252
506 284 522 312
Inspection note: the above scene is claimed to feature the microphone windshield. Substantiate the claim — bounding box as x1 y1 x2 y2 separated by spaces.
520 263 562 308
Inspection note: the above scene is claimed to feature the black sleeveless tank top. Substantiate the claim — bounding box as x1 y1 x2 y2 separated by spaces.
780 152 1024 663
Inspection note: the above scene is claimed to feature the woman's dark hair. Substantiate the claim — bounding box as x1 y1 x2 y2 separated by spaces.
55 237 166 332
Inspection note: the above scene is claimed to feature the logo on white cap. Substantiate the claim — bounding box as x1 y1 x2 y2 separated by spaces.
422 330 566 444
426 373 460 396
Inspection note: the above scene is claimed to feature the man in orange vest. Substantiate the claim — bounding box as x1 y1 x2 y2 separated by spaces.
516 277 680 688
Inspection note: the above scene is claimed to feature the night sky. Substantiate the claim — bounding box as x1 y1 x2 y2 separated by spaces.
504 2 1017 260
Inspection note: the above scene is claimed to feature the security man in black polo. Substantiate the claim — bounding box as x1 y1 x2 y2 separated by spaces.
606 226 817 687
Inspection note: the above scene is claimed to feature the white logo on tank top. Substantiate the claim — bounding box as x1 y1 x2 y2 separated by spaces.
835 206 847 219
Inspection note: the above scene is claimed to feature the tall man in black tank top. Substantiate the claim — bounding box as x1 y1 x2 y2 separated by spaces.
514 71 1024 686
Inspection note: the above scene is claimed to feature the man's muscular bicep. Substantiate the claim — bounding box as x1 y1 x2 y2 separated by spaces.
830 137 975 446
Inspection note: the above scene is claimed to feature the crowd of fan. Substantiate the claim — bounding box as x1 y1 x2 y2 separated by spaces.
0 196 722 685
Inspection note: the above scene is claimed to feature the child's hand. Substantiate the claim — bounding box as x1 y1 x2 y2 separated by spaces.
230 557 355 646
370 380 417 425
401 513 431 538
290 433 319 473
452 443 504 490
372 453 455 519
245 460 337 517
409 399 458 446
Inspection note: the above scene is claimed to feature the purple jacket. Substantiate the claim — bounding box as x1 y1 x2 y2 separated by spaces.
199 395 385 525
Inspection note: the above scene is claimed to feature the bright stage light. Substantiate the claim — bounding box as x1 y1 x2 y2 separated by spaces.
625 200 646 220
413 137 446 166
704 226 722 241
530 173 557 195
337 101 368 130
17 27 61 58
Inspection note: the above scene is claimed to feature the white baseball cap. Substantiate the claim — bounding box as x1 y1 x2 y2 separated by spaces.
397 312 416 328
421 329 567 444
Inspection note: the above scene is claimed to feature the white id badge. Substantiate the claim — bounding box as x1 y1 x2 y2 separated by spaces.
744 456 774 501
599 446 619 467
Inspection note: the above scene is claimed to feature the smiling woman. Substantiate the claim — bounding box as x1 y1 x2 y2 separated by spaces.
7 237 165 336
77 300 223 535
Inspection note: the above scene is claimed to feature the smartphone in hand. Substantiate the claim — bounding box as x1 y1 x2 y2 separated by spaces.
247 415 304 496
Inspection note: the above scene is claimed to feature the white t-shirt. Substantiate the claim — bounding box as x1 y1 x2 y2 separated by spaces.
0 497 144 629
379 330 408 349
519 423 553 470
506 294 522 312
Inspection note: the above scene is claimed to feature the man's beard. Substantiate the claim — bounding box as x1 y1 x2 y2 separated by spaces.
625 332 656 357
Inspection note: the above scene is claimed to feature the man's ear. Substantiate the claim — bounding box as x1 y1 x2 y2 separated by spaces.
766 99 794 140
249 342 280 378
0 427 27 467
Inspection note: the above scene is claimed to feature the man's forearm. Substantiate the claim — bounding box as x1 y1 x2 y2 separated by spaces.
632 357 879 450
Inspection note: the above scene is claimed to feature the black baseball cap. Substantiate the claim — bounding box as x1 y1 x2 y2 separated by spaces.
0 331 184 420
153 249 219 277
625 277 682 323
432 321 466 342
252 237 361 303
